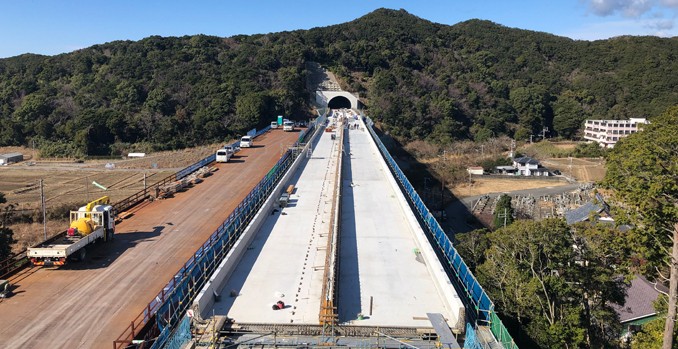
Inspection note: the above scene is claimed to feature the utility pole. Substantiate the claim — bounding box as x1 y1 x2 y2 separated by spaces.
529 135 533 144
498 208 509 228
85 176 90 202
40 179 47 240
542 127 549 140
509 139 516 158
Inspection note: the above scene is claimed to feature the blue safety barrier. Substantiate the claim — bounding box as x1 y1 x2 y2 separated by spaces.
146 115 325 349
464 323 482 349
176 154 216 180
162 316 191 349
177 126 272 180
364 116 517 349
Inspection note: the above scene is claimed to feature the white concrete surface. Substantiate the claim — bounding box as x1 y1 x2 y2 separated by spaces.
337 117 457 328
211 127 341 324
193 129 318 321
204 111 464 330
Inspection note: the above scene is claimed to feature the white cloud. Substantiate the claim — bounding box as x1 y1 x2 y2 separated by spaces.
584 0 678 17
562 18 678 39
586 0 653 17
579 0 678 38
647 18 675 29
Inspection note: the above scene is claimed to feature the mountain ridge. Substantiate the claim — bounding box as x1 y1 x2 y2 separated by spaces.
0 8 675 154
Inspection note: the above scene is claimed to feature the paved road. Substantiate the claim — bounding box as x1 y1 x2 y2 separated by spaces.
0 129 301 349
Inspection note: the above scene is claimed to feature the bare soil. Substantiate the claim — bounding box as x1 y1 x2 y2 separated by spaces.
451 177 570 198
541 157 607 182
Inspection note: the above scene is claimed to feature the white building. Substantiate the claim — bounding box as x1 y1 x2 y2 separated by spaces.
583 118 648 148
512 157 550 176
467 167 484 175
0 152 23 165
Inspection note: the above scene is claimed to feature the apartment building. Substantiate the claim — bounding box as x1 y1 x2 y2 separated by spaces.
583 118 648 148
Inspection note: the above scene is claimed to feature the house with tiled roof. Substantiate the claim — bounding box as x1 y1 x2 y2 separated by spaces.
511 157 550 176
614 275 667 336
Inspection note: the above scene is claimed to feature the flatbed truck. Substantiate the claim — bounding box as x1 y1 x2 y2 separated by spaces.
27 196 115 267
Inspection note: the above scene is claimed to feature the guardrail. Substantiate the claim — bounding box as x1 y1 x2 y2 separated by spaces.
364 116 517 349
114 117 324 349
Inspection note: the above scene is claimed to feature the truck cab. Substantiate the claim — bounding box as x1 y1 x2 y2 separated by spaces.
271 121 278 129
283 121 295 132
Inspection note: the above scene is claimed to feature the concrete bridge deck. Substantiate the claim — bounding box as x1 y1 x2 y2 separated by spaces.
202 111 462 331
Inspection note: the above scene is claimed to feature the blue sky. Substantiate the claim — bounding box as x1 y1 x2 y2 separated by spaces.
1 0 677 58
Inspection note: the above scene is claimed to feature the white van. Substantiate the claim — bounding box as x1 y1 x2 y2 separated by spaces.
240 136 253 148
215 149 231 163
283 121 294 132
270 121 278 129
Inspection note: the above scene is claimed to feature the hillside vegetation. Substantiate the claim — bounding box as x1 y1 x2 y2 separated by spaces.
0 8 676 156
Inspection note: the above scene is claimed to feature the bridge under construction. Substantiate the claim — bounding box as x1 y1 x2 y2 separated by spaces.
0 107 517 349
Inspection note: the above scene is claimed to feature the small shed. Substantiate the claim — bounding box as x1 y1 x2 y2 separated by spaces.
467 167 484 175
0 152 23 165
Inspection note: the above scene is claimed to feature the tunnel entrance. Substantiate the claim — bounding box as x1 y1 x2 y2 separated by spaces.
328 96 351 109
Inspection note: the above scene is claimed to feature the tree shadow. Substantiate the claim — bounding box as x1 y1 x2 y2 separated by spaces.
337 128 362 322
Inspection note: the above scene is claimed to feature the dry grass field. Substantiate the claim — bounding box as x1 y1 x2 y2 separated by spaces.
541 157 607 182
451 177 570 198
1 144 220 252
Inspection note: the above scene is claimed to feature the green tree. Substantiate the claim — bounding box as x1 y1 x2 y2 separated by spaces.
478 219 629 348
552 94 586 138
454 228 489 271
493 194 514 228
0 192 17 261
604 105 678 349
234 92 271 132
509 86 548 136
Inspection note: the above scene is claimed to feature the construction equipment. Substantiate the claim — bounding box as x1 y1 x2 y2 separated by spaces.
27 196 115 267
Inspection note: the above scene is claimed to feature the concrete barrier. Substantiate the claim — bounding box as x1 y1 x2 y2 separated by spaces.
360 117 466 333
192 126 323 321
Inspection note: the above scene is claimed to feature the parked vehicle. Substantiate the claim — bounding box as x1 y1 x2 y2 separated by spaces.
283 121 295 132
27 196 115 267
240 136 253 148
215 148 231 163
0 279 11 298
270 121 278 129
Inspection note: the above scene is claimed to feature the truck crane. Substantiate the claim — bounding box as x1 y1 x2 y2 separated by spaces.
27 196 115 267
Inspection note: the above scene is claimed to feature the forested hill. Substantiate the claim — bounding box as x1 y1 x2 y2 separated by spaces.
1 8 676 156
307 9 677 142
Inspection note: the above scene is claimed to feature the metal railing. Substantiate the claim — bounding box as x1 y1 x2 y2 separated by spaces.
364 116 518 349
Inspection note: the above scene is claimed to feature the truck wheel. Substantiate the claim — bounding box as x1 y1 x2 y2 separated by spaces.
77 248 87 262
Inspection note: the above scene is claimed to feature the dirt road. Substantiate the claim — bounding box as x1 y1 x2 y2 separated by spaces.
0 129 301 349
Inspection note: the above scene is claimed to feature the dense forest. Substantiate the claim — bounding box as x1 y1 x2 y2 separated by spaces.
0 8 676 156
